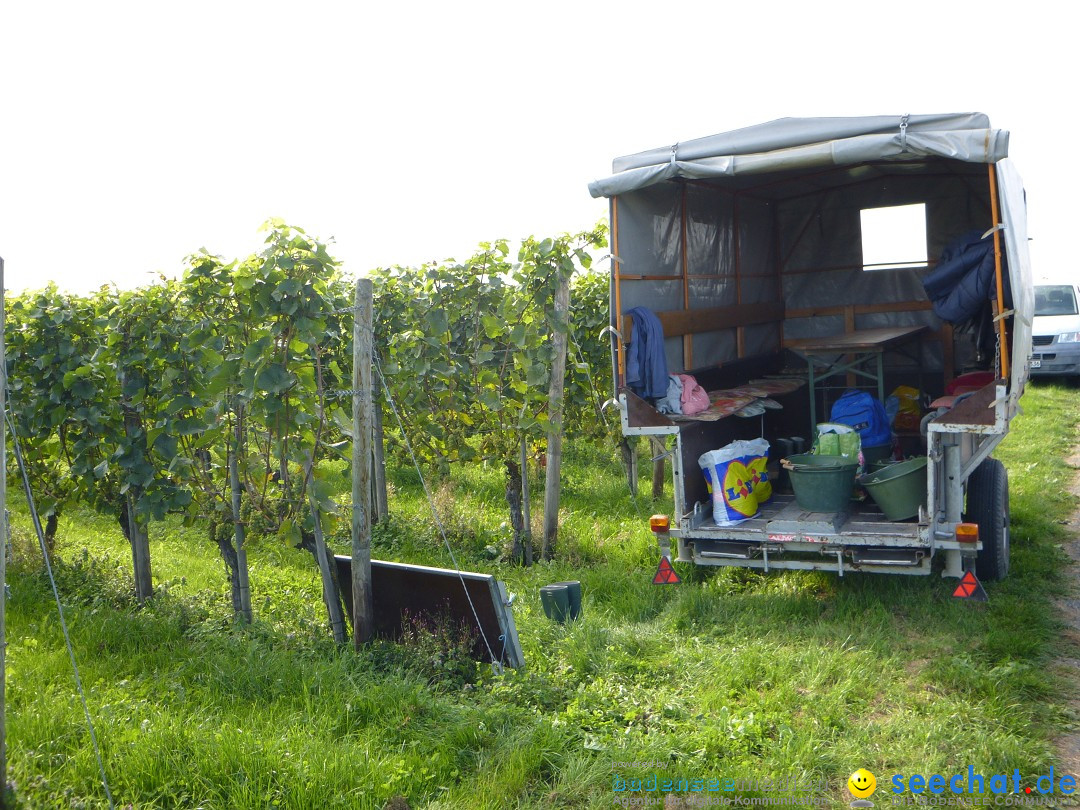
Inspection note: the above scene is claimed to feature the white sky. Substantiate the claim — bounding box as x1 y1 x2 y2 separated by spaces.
0 1 1074 293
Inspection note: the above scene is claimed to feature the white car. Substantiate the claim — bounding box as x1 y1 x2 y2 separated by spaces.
1031 283 1080 376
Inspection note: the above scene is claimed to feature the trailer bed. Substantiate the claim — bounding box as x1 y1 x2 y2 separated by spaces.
677 494 931 574
683 493 927 546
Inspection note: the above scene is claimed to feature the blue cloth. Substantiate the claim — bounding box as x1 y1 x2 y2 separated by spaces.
657 374 683 414
624 306 668 399
922 230 1000 324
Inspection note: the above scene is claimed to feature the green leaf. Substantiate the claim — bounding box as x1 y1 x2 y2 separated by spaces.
481 315 502 339
243 337 272 364
93 459 109 479
254 363 295 394
526 363 547 387
278 518 301 547
173 416 207 436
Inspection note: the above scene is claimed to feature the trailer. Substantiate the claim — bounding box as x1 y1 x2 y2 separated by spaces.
589 113 1033 580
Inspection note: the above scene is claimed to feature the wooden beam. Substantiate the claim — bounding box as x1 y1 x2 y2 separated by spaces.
734 195 744 359
620 301 784 342
351 279 374 648
612 196 625 387
680 184 693 369
542 273 570 561
786 300 933 319
844 306 856 387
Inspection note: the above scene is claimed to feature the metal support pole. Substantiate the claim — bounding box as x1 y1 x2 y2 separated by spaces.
943 437 963 524
941 435 965 578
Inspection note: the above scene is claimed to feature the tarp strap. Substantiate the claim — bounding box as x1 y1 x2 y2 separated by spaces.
669 143 678 165
981 223 1005 240
899 113 910 151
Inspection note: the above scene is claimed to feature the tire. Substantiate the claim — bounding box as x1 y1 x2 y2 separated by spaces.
964 458 1010 581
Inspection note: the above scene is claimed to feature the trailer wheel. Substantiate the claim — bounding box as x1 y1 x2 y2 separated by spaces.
964 458 1010 581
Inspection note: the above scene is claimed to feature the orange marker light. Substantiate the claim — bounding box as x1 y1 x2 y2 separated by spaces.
650 515 670 533
956 523 979 544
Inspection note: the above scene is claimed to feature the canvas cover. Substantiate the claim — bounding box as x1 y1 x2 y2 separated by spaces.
595 114 1031 399
589 113 1009 198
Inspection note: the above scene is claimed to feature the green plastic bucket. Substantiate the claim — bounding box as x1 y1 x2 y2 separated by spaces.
862 444 892 465
785 453 846 468
540 584 571 623
859 456 928 521
551 580 582 620
869 458 899 473
788 459 858 512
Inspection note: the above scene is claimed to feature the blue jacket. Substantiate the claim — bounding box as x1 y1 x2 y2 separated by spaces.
922 230 1003 324
625 307 669 399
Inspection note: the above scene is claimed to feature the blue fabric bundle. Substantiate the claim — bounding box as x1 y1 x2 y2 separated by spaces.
922 230 1000 324
624 306 668 399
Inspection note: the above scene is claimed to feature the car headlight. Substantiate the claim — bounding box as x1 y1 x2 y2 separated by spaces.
1059 332 1080 343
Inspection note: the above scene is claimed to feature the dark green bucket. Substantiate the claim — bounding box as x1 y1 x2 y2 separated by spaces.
788 457 859 512
551 581 582 620
540 584 571 623
862 444 892 465
785 453 847 468
859 456 928 521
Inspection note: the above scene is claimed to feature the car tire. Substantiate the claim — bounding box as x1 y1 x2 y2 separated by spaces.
964 458 1010 582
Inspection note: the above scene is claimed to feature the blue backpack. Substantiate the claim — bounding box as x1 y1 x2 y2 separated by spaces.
829 390 891 449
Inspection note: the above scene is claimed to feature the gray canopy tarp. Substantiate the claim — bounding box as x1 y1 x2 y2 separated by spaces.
588 113 1009 198
592 113 1031 401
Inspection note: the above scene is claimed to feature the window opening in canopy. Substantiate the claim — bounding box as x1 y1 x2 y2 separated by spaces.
860 203 927 271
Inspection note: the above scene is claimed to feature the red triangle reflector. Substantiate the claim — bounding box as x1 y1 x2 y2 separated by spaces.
653 556 681 585
952 570 988 601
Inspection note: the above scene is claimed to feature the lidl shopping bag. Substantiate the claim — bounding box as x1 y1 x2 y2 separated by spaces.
739 438 772 506
699 439 771 526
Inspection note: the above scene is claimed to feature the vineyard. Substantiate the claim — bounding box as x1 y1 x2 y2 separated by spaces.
4 223 1079 809
5 220 611 625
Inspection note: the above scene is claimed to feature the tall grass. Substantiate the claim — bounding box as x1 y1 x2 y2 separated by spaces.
5 381 1079 809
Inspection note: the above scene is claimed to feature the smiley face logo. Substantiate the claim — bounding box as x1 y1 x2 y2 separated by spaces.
847 768 877 799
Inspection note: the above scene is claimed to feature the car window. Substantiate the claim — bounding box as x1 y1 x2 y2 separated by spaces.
1034 285 1078 316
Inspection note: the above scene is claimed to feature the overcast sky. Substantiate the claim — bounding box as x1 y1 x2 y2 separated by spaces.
0 1 1073 293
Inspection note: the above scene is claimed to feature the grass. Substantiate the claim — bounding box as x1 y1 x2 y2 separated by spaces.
5 380 1080 809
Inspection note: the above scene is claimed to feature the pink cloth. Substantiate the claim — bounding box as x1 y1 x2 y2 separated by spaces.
679 374 710 415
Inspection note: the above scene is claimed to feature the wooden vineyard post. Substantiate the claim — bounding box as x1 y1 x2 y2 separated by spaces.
351 279 374 648
621 437 639 497
650 436 665 499
542 273 570 560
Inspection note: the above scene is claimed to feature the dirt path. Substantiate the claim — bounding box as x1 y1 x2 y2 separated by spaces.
1054 448 1080 778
